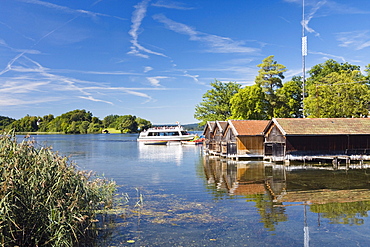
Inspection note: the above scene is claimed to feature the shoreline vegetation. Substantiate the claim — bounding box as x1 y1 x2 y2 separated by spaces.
0 109 203 135
0 110 152 135
0 132 116 246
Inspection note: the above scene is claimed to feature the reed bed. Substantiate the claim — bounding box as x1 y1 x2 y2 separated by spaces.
0 132 116 246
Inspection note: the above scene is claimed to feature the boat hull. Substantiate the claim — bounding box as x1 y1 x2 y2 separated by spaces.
143 141 168 145
138 135 195 142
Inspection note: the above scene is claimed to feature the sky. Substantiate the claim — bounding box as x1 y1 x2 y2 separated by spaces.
1 0 370 124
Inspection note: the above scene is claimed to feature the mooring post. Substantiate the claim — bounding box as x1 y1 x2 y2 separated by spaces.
332 157 338 170
346 157 350 170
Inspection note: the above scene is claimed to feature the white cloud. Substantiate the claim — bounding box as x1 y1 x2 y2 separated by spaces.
152 0 194 10
128 0 167 58
336 30 370 50
144 66 153 73
153 14 258 54
79 96 114 105
15 0 122 20
310 51 346 62
146 76 168 86
301 0 326 37
183 71 199 82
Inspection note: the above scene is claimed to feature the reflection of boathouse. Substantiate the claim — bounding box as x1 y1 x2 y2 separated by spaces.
203 157 370 228
264 118 370 162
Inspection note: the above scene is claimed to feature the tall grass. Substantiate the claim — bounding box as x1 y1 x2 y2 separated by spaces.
0 132 116 246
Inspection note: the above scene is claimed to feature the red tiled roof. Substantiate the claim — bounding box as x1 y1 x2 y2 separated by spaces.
273 118 370 135
229 120 270 136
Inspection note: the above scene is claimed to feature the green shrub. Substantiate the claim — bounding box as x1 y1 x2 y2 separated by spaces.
0 132 116 246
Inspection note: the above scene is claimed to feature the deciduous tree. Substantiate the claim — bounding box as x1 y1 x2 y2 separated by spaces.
194 80 241 125
275 76 303 118
255 55 287 118
304 70 370 118
230 84 267 120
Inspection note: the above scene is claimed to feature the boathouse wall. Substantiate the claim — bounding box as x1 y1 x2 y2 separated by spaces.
286 135 370 155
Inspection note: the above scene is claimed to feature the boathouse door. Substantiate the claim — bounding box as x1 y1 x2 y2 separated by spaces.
227 142 237 155
265 143 285 157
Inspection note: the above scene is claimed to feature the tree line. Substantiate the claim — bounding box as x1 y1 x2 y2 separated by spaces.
0 109 152 134
194 56 370 125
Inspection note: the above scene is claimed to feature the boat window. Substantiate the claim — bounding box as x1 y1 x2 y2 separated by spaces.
148 132 159 136
181 131 189 135
168 132 179 136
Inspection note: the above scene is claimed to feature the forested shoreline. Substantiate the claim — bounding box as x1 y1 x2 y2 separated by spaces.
0 109 151 134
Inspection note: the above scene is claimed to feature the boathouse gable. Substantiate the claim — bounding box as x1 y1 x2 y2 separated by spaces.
223 120 269 158
202 121 216 152
204 121 227 154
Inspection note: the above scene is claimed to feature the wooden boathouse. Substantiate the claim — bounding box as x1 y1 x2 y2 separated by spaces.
222 120 269 159
203 121 216 152
203 121 227 155
263 118 370 162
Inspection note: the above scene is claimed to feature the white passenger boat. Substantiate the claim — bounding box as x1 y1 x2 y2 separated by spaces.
137 124 196 143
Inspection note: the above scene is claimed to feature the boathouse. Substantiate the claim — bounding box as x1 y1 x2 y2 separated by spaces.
205 121 227 154
202 121 216 152
263 118 370 161
222 120 269 159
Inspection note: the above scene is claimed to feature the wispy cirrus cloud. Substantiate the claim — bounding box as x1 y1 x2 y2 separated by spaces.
286 0 369 38
0 50 157 107
79 96 114 105
301 1 326 37
152 0 194 10
309 51 346 62
336 30 370 50
15 0 126 20
127 0 167 58
183 71 199 83
146 76 168 87
153 14 258 54
144 66 153 73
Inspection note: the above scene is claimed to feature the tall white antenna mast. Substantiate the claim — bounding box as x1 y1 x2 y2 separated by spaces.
302 0 307 117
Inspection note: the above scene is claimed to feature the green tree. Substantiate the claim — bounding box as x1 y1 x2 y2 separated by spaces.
0 116 16 130
308 59 361 84
103 115 120 128
136 117 152 131
9 115 39 132
304 70 370 118
275 76 303 118
230 84 267 119
79 121 90 134
194 80 241 125
255 55 287 118
117 115 138 133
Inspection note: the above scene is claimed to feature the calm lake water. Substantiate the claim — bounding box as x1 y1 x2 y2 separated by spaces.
28 134 370 246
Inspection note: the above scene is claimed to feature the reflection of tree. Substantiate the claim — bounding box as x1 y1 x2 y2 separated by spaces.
245 194 287 231
310 201 370 226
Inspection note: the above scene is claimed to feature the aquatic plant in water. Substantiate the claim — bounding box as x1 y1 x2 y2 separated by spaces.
0 132 116 246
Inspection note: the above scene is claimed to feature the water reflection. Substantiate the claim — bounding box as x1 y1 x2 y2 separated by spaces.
203 157 370 230
137 142 184 166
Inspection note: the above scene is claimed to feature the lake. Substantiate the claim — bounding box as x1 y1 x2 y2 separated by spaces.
29 134 370 246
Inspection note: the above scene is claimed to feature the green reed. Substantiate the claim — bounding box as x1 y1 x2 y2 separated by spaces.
0 132 116 246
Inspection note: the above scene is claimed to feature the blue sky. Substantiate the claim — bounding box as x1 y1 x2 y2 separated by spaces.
1 0 370 124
